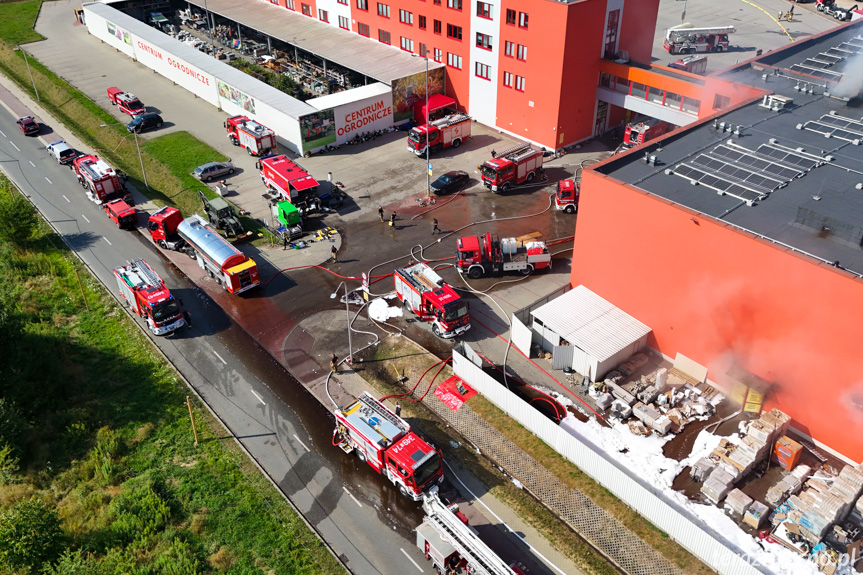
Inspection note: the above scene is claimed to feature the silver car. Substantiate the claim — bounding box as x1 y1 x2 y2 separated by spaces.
193 161 235 182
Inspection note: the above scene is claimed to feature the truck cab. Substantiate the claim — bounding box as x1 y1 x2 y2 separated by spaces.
555 179 579 214
148 206 187 251
107 87 146 116
104 198 137 230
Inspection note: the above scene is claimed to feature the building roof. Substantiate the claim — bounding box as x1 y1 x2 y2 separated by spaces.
596 23 863 276
84 3 317 119
307 82 391 111
185 0 443 85
531 286 652 362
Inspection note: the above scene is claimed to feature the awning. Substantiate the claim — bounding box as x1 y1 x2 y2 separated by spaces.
415 94 457 123
290 176 318 192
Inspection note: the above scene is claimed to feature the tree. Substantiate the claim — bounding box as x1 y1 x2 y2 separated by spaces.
0 398 29 463
0 191 39 247
0 497 64 572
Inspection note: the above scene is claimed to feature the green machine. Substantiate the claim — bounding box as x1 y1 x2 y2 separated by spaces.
276 200 303 239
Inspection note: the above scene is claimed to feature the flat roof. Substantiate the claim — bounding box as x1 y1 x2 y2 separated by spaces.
84 3 317 119
596 23 863 276
185 0 443 85
307 82 391 111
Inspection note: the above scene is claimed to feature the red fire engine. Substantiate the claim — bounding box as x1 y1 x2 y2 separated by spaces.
554 179 579 214
176 215 260 295
224 116 277 156
664 25 735 55
106 87 146 117
407 113 471 157
457 233 552 279
72 154 133 206
619 118 672 152
480 143 544 193
333 392 444 500
103 198 136 229
259 154 321 209
394 262 470 339
113 259 185 335
667 54 708 75
147 206 188 252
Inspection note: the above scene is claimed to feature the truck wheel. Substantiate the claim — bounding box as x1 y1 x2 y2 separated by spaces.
432 324 442 337
207 269 214 278
247 148 255 156
399 484 410 497
713 46 724 53
356 449 366 462
501 182 511 193
185 248 196 260
521 264 534 276
158 240 167 249
403 298 411 312
564 205 575 214
468 266 483 280
451 139 461 148
526 172 535 182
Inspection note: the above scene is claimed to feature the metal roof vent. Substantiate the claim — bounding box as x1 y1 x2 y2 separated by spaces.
664 169 674 176
856 183 863 190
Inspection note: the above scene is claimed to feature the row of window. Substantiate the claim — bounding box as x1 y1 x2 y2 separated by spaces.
599 73 700 116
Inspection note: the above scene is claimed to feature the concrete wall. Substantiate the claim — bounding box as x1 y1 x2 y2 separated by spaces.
86 9 137 58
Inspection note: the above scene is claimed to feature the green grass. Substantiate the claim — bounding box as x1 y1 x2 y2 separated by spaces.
0 174 344 574
0 0 43 45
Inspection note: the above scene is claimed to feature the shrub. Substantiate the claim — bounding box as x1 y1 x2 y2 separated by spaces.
0 497 64 572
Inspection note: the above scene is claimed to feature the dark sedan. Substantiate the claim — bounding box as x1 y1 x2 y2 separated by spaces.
430 170 470 195
16 116 40 136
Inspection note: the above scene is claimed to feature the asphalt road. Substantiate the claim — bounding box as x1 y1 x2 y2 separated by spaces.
0 96 431 575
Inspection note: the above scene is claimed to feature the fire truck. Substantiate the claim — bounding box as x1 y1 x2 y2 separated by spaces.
554 179 579 214
224 115 277 156
147 206 189 253
480 143 544 193
417 487 525 575
394 262 470 339
106 87 146 117
664 24 735 54
619 118 672 152
333 392 444 500
113 259 185 335
259 154 322 213
667 54 708 75
457 233 552 279
72 154 133 206
103 198 136 230
407 113 472 156
176 215 260 295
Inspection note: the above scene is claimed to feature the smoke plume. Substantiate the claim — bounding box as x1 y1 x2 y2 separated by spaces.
832 51 863 99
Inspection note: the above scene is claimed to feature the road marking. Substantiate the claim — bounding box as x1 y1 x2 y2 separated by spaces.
293 434 310 452
62 195 69 203
343 486 363 508
11 142 20 152
81 214 90 223
0 130 5 137
103 237 112 246
28 160 35 167
213 350 227 364
45 177 52 184
250 389 266 405
400 549 424 572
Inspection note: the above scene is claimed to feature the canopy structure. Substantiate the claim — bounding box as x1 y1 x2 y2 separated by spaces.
415 94 457 124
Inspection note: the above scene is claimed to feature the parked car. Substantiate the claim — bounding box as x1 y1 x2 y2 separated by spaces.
45 140 78 164
16 116 40 136
126 113 163 134
193 161 235 182
430 170 470 195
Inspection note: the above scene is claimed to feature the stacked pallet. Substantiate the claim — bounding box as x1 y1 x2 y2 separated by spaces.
725 488 754 516
702 467 736 504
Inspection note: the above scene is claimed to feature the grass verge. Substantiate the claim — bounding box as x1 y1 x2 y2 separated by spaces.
0 173 344 574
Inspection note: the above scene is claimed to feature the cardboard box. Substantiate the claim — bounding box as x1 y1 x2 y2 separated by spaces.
725 488 754 515
774 436 803 470
691 457 716 482
744 501 769 528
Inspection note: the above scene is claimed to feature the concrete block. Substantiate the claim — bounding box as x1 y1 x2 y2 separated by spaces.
725 488 754 515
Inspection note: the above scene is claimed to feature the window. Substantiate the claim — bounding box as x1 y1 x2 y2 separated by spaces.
713 94 731 110
433 0 440 4
446 24 462 40
515 75 525 91
516 44 527 60
399 9 413 24
476 33 492 50
604 9 619 59
433 19 441 34
648 87 664 105
357 22 370 36
630 82 646 99
447 52 462 69
505 9 516 25
357 0 368 10
400 36 414 51
419 43 428 57
338 15 350 29
338 0 348 4
682 96 700 115
318 9 329 22
285 0 295 8
447 0 462 9
518 11 528 28
665 92 682 110
379 29 391 44
476 1 492 19
504 41 514 57
419 15 426 29
433 48 442 62
475 62 491 80
301 3 312 16
503 71 513 87
377 3 390 17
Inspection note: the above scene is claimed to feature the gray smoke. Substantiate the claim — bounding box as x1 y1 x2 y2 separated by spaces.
832 51 863 98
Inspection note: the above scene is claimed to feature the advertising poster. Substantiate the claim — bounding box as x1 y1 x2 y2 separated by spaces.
299 110 336 149
106 21 131 45
218 81 256 114
391 67 445 123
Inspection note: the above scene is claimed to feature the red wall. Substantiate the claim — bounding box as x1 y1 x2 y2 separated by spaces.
618 0 661 65
572 171 863 462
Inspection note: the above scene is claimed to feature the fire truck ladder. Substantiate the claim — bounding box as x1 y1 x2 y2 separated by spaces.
497 142 531 160
431 113 470 128
422 487 517 575
411 267 442 293
131 259 161 288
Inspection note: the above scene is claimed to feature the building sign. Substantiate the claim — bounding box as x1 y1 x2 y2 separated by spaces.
134 38 212 89
338 99 392 137
106 21 131 45
299 110 336 148
217 81 255 114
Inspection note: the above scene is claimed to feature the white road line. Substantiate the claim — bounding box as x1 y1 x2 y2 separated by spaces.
293 434 310 452
400 548 424 572
81 214 90 223
250 389 266 405
45 177 52 184
11 142 20 152
0 130 6 137
213 350 227 364
28 160 35 167
62 195 69 203
103 237 112 246
343 486 363 508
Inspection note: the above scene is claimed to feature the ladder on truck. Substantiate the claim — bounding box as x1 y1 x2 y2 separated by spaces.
121 259 162 289
410 266 442 293
421 487 518 575
497 142 531 160
431 113 470 128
